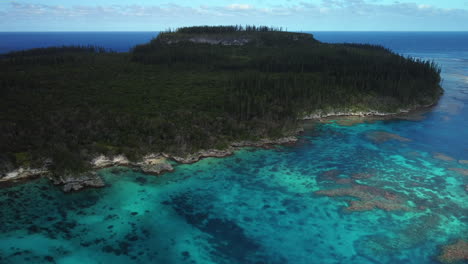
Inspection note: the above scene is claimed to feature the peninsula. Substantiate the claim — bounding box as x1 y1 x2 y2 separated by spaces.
0 26 443 189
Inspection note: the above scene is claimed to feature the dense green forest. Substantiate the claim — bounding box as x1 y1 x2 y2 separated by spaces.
0 26 442 174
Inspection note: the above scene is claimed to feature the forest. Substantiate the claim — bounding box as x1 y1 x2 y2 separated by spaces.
0 26 442 174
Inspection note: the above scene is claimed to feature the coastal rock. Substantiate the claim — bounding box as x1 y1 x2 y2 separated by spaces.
231 136 298 148
112 155 130 166
295 127 305 134
301 103 437 120
138 154 174 174
91 154 130 169
302 110 393 119
0 135 299 187
92 155 113 168
167 149 234 164
51 171 105 192
163 136 298 164
0 167 49 182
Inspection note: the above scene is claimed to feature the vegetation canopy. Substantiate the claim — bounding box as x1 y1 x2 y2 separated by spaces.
0 26 442 174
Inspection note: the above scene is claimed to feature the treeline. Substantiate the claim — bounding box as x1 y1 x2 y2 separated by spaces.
0 26 442 175
3 45 110 65
133 32 441 106
4 45 109 58
173 25 284 34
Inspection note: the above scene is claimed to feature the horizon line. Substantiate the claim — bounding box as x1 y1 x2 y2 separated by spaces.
1 30 468 33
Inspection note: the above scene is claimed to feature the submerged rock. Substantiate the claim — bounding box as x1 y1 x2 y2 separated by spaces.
50 171 105 192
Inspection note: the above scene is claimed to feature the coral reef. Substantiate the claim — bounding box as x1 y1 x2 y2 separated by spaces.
437 240 468 264
317 170 375 186
449 168 468 176
315 184 410 212
433 153 456 162
317 170 342 182
351 172 374 179
365 131 411 143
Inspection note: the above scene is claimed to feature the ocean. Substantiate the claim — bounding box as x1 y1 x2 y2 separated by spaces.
0 32 467 264
0 32 158 54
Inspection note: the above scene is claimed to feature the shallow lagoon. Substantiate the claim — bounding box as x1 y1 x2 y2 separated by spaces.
1 33 467 263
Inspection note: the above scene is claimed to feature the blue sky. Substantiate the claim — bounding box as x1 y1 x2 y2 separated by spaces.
1 0 467 31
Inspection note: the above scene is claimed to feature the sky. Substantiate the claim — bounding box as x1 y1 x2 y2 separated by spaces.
1 0 467 31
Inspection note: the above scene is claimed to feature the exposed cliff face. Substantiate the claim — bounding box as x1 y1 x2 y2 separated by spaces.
156 31 315 46
164 36 252 46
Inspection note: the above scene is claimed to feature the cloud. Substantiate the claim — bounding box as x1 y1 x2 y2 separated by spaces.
1 1 468 31
226 4 253 11
4 1 467 18
4 2 210 20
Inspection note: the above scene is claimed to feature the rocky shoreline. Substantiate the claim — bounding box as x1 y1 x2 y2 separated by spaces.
0 135 299 192
303 110 398 119
301 101 438 120
0 102 439 192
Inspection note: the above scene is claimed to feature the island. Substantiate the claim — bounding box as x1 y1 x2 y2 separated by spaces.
0 26 443 190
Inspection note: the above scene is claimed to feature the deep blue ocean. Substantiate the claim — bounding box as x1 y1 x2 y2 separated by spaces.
0 32 467 264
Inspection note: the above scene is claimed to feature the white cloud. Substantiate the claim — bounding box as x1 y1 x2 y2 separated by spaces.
418 4 432 9
226 4 253 11
1 1 468 31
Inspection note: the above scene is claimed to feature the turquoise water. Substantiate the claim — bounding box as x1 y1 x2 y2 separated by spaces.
1 33 467 263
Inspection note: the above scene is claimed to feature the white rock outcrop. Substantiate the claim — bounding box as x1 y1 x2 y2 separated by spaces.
91 154 130 169
0 167 49 182
137 154 174 174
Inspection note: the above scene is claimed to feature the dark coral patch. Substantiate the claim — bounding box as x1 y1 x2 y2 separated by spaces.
437 240 468 264
168 192 275 263
315 184 410 212
365 131 411 143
